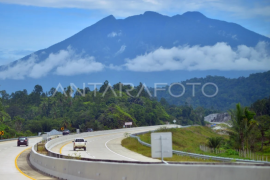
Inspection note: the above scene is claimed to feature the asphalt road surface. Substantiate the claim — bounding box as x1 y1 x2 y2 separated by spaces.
58 125 178 162
0 137 41 180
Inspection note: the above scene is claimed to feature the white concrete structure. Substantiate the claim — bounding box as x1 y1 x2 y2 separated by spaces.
29 125 270 180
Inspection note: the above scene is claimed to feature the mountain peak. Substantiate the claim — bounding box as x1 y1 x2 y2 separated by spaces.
103 15 116 21
94 14 116 26
99 15 116 23
182 11 206 19
143 11 163 17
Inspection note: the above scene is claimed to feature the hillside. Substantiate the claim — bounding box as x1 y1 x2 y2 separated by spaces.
123 125 270 161
154 71 270 111
0 81 210 138
122 126 226 162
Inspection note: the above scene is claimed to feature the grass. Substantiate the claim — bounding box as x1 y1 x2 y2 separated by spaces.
122 126 270 162
139 126 227 154
37 143 48 155
122 137 216 162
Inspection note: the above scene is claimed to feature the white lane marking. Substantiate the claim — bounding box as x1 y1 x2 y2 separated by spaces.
105 137 137 161
86 152 95 158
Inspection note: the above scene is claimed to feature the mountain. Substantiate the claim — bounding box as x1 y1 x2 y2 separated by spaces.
0 11 269 93
5 11 270 66
153 71 270 111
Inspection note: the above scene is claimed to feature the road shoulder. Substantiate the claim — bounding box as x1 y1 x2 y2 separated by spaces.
17 148 57 180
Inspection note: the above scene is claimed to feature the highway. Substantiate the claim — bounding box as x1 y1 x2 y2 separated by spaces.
0 137 41 180
60 133 158 161
0 125 174 180
55 125 177 162
3 125 269 180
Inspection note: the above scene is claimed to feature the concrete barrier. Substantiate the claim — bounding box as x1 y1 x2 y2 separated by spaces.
30 126 270 180
30 145 270 180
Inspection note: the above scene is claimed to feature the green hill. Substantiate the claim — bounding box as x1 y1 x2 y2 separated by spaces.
0 81 209 137
154 71 270 111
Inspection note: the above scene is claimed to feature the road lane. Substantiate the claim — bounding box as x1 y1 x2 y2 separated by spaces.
0 137 42 180
60 125 177 162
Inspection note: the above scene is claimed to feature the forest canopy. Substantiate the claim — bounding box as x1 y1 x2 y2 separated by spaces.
0 81 216 138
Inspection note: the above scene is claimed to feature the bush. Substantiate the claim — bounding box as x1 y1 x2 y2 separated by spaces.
225 149 239 155
25 130 33 137
207 137 223 150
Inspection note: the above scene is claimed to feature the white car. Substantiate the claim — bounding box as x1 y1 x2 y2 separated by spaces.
72 138 87 151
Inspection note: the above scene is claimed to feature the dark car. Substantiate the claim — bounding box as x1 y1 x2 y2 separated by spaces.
63 129 70 135
87 128 93 132
17 137 29 146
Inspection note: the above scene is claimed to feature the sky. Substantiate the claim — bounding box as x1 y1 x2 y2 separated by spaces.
0 0 269 66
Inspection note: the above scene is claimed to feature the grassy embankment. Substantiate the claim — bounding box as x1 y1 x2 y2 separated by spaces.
122 126 270 162
122 126 224 162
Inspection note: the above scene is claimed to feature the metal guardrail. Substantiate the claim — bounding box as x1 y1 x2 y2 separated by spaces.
42 126 178 164
31 125 270 166
130 133 270 164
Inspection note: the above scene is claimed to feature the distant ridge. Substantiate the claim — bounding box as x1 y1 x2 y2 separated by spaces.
2 11 269 67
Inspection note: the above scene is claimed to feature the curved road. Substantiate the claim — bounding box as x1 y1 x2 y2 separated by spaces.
0 125 177 180
0 137 41 180
58 125 178 162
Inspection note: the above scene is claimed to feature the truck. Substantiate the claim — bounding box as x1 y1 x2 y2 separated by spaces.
72 138 87 151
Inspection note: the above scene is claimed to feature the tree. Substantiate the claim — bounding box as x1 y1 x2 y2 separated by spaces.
29 85 44 106
136 82 150 98
242 107 256 150
207 137 223 150
79 123 86 132
6 105 23 119
48 88 56 96
256 115 270 150
33 85 43 95
62 119 71 129
13 116 25 132
0 90 9 105
160 98 168 107
0 97 3 111
99 80 109 93
65 86 74 97
229 103 256 150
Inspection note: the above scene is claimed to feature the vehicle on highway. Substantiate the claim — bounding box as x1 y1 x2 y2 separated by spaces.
72 138 87 151
62 129 70 135
17 137 29 146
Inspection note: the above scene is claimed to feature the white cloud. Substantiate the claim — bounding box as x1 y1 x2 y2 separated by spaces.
56 58 104 76
0 54 37 79
107 31 121 37
124 41 270 71
115 45 126 56
0 47 104 79
107 64 122 71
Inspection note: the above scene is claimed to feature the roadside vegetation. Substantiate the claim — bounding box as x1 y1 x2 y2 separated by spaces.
122 136 216 162
122 126 225 162
0 81 216 139
122 114 270 162
36 142 47 155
